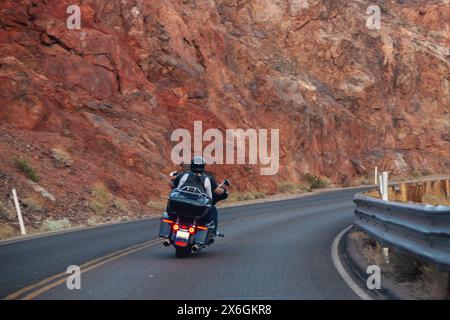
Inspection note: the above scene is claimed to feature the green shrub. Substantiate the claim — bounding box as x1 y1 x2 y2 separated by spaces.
278 182 309 194
147 200 166 211
234 192 255 201
304 173 329 189
278 182 297 193
87 215 101 226
253 192 266 199
230 191 266 202
14 157 38 182
114 198 132 214
88 183 114 215
39 218 71 232
51 148 73 167
411 169 433 178
352 176 371 186
0 224 16 240
410 170 421 178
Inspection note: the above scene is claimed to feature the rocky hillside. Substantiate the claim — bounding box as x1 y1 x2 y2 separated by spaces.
0 0 449 236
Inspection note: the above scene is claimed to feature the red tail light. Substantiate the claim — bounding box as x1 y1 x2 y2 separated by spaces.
175 241 188 247
173 224 179 231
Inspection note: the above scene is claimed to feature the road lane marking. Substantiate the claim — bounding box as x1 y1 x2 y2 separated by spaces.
4 238 163 300
21 239 164 300
331 226 373 300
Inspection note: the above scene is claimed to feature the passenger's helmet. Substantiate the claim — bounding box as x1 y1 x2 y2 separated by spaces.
191 156 206 174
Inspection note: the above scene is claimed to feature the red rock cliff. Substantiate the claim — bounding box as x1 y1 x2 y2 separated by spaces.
0 0 449 232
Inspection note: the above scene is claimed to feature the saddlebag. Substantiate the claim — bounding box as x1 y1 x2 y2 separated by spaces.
159 213 171 238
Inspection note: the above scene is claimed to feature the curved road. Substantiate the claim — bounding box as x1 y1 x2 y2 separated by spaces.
0 187 368 300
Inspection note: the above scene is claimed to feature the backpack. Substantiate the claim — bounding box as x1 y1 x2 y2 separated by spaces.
177 172 210 197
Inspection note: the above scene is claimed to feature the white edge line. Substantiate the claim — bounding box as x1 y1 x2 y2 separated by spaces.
331 225 373 301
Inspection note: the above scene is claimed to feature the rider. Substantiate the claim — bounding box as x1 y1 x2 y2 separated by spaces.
170 156 227 236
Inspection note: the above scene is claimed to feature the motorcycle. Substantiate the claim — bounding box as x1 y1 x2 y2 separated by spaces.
159 172 231 258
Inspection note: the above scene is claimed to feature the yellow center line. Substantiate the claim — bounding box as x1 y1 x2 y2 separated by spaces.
4 238 162 300
22 240 164 300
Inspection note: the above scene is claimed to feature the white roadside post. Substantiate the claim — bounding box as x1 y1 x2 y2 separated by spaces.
383 247 390 264
12 189 27 235
381 172 389 201
374 166 378 184
378 174 383 194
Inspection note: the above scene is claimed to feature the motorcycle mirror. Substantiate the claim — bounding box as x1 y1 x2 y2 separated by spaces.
170 171 179 178
223 179 231 187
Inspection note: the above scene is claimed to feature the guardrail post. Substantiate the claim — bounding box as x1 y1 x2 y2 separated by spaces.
378 174 383 195
382 172 389 201
383 247 390 264
399 183 408 202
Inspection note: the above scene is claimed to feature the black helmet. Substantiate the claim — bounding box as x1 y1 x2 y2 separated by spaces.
191 156 206 174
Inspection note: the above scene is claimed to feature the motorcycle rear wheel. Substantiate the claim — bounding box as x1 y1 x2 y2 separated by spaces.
175 246 190 258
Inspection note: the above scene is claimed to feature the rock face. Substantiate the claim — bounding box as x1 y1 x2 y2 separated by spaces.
0 1 449 228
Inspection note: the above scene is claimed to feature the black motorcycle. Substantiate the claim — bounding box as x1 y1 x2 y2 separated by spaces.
159 172 231 258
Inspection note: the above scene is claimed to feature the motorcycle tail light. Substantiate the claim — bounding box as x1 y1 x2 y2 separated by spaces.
189 227 195 234
173 224 179 231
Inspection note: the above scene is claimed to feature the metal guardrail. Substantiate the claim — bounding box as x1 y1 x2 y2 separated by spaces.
353 193 450 271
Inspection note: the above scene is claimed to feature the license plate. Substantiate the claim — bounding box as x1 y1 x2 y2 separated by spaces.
176 230 190 240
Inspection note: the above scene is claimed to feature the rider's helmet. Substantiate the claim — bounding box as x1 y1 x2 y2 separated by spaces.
191 156 206 174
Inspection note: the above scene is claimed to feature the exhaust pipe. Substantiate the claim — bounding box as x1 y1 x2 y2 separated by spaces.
163 240 171 247
191 244 200 253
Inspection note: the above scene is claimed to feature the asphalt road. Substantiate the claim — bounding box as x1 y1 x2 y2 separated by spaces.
0 187 368 300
